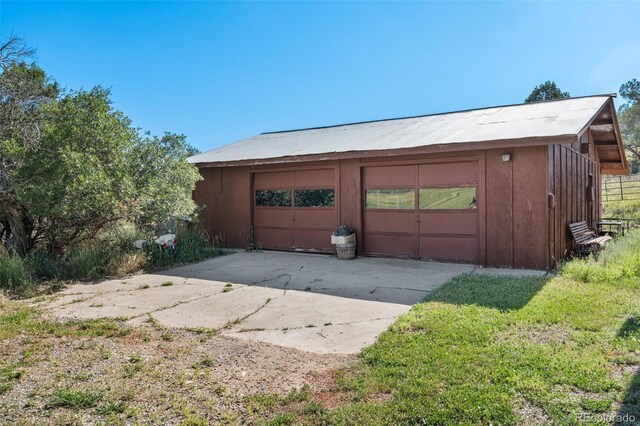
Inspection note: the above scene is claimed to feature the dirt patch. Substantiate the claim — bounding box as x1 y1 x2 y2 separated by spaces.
0 323 355 425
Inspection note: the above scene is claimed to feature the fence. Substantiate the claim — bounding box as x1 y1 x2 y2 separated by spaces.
602 174 640 202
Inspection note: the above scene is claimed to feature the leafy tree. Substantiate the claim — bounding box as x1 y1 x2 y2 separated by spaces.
525 81 570 103
0 37 59 255
16 87 139 248
618 78 640 173
0 36 202 255
128 132 202 228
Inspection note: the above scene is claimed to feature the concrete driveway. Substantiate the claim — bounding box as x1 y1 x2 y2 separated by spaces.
43 251 541 354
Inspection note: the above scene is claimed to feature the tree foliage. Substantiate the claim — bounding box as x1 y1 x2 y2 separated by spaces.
618 78 640 174
525 81 570 103
0 36 202 255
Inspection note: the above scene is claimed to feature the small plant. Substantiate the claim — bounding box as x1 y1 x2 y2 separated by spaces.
222 282 233 293
138 284 150 290
305 324 316 328
161 281 174 287
192 355 214 368
265 413 295 426
323 322 332 326
47 387 102 409
90 303 104 308
283 385 310 404
128 353 142 364
98 345 111 360
122 353 144 378
160 332 174 342
123 363 143 378
301 401 326 415
95 401 127 415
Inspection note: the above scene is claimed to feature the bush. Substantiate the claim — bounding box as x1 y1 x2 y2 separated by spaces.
1 222 221 297
562 230 640 287
603 200 640 220
146 225 221 269
0 250 32 294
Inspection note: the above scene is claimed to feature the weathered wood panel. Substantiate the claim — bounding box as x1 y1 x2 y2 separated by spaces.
512 146 549 269
485 148 514 267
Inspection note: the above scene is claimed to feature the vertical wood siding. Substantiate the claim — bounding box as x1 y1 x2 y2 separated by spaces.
547 141 600 267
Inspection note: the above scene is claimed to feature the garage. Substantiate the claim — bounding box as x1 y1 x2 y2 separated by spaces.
252 168 337 252
363 160 479 262
190 95 629 270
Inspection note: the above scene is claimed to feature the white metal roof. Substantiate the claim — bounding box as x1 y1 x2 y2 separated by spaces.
188 95 610 164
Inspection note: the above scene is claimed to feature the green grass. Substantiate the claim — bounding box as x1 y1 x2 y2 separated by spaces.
0 250 32 294
266 231 640 425
603 199 640 220
0 296 131 341
47 387 103 409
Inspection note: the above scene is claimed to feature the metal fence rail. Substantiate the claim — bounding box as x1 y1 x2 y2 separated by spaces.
602 174 640 201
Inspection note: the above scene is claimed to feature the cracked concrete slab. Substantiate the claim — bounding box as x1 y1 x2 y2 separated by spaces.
229 290 407 331
148 285 283 329
41 251 518 354
224 318 399 354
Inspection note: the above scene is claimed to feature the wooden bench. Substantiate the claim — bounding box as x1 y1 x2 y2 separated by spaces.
569 221 612 254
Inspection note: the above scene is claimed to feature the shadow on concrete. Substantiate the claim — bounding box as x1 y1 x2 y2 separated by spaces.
152 250 478 306
424 274 550 311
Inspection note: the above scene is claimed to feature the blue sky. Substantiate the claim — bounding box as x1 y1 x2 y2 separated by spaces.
2 1 639 153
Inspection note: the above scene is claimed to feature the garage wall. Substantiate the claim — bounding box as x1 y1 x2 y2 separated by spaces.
194 146 555 269
338 159 362 254
485 146 550 270
547 141 600 268
193 166 251 248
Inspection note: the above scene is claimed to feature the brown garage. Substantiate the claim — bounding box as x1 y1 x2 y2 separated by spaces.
189 95 629 270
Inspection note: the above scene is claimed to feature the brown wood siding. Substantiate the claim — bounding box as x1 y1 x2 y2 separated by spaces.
547 143 600 267
512 146 549 269
484 146 549 269
193 144 599 270
485 149 513 267
338 159 362 254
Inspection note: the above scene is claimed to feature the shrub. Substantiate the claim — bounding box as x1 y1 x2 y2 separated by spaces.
562 230 640 287
603 200 640 220
0 250 32 294
2 222 221 298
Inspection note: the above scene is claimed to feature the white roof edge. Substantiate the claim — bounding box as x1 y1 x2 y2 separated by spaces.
189 95 612 164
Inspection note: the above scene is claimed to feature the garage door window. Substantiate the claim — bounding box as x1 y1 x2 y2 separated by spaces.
255 190 292 207
294 189 335 208
419 187 476 209
366 189 415 209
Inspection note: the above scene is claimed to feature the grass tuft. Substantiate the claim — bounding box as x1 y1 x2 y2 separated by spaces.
47 387 102 409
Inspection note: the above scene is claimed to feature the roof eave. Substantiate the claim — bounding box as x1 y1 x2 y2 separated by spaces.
191 134 578 168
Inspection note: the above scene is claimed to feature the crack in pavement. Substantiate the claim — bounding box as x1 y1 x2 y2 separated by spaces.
127 292 219 321
250 274 292 295
231 316 400 333
51 292 102 308
224 295 282 330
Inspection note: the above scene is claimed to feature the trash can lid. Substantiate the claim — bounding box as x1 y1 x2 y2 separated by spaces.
335 225 355 236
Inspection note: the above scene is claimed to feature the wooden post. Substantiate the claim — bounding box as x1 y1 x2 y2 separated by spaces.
604 178 608 202
620 176 624 201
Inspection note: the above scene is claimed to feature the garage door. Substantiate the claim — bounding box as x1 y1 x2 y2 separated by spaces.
253 169 336 252
363 162 479 262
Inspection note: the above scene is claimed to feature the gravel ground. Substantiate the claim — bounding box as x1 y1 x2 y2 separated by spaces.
0 319 355 425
